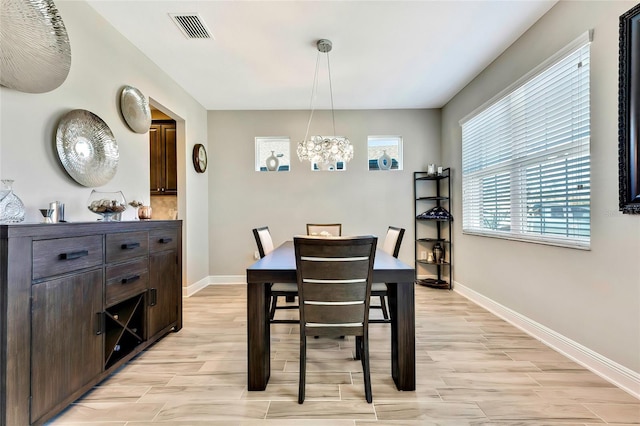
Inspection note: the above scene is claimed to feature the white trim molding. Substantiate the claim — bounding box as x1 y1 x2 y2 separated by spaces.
209 275 246 285
183 276 210 297
183 275 246 297
454 281 640 400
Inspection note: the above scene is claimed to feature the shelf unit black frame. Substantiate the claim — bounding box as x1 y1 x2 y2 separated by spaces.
414 168 452 289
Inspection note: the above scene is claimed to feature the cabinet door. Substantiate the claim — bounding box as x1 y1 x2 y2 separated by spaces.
149 124 164 194
31 269 103 423
163 125 177 194
148 250 179 338
149 123 177 195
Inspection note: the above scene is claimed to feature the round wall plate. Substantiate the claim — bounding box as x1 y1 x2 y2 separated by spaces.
0 0 71 93
120 85 152 134
56 109 119 187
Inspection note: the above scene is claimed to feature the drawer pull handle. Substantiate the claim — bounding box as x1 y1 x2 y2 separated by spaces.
121 275 140 284
121 242 140 250
60 250 89 260
159 238 173 244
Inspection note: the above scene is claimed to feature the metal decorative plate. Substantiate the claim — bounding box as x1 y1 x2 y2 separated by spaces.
0 0 71 93
120 85 151 133
56 109 119 187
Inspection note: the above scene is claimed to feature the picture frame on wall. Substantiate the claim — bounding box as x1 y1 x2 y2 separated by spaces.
618 3 640 214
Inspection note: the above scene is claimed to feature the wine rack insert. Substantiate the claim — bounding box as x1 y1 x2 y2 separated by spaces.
104 293 145 369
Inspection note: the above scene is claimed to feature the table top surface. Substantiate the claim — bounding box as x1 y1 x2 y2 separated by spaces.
247 240 415 283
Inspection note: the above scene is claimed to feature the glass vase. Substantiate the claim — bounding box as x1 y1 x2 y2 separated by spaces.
87 190 127 221
0 179 25 223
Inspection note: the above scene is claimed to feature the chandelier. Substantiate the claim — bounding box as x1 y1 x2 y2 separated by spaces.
297 39 353 169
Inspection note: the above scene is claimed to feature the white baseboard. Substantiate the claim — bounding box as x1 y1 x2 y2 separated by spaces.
454 281 640 399
183 276 210 297
184 275 246 297
209 275 246 285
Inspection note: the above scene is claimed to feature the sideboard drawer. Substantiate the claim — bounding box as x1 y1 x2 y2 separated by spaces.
33 235 103 280
106 231 149 264
149 228 178 253
105 258 149 307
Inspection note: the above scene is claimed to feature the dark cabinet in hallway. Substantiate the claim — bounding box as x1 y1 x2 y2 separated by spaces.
150 121 177 195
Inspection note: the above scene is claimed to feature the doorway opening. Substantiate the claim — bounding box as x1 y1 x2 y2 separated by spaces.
150 108 177 220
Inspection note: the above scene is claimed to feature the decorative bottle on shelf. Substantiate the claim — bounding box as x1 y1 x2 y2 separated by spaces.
378 150 392 170
432 242 444 263
0 179 25 223
266 151 279 171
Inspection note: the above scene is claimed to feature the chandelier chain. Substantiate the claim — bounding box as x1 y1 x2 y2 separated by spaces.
327 51 336 136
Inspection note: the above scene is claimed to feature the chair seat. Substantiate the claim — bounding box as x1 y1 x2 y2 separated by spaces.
370 283 390 323
371 283 387 292
271 283 298 293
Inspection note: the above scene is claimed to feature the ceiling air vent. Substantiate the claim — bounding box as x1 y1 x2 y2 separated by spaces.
169 13 213 39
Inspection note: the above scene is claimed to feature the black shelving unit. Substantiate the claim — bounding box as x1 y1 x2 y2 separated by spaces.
414 169 453 289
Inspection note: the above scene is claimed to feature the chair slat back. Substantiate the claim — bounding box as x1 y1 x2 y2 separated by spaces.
382 226 405 258
306 223 342 237
253 226 274 257
294 236 377 337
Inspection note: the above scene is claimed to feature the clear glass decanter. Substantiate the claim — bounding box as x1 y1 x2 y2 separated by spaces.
0 179 25 223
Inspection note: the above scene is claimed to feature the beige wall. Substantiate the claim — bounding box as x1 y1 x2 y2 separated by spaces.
0 1 210 288
208 109 440 275
442 0 640 373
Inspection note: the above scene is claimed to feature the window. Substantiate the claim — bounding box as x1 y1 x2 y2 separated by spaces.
461 32 591 249
255 137 290 171
368 136 402 170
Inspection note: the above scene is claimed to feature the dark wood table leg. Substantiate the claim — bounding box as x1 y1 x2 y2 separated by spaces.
388 282 416 390
247 282 270 390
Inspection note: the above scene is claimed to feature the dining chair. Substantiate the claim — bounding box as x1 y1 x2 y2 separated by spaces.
252 226 298 323
370 226 405 323
294 235 377 404
306 223 342 237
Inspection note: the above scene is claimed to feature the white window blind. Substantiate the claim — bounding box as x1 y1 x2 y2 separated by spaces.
461 32 591 249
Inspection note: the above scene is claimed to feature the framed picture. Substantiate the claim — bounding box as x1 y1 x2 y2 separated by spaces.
618 3 640 214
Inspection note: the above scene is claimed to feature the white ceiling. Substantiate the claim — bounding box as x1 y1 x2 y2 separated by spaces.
85 0 557 110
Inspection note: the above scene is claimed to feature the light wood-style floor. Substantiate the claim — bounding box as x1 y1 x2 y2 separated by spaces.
49 284 639 425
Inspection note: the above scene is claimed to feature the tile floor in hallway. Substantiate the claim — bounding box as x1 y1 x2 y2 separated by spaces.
48 284 639 425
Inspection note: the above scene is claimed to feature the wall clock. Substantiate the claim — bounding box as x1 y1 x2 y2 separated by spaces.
192 144 207 173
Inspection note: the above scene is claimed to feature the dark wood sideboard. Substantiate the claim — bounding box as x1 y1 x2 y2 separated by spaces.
0 220 183 425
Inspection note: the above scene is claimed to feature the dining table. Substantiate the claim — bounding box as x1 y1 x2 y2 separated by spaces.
246 240 416 391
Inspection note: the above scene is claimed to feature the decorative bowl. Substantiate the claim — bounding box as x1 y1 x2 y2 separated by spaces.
87 190 126 221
